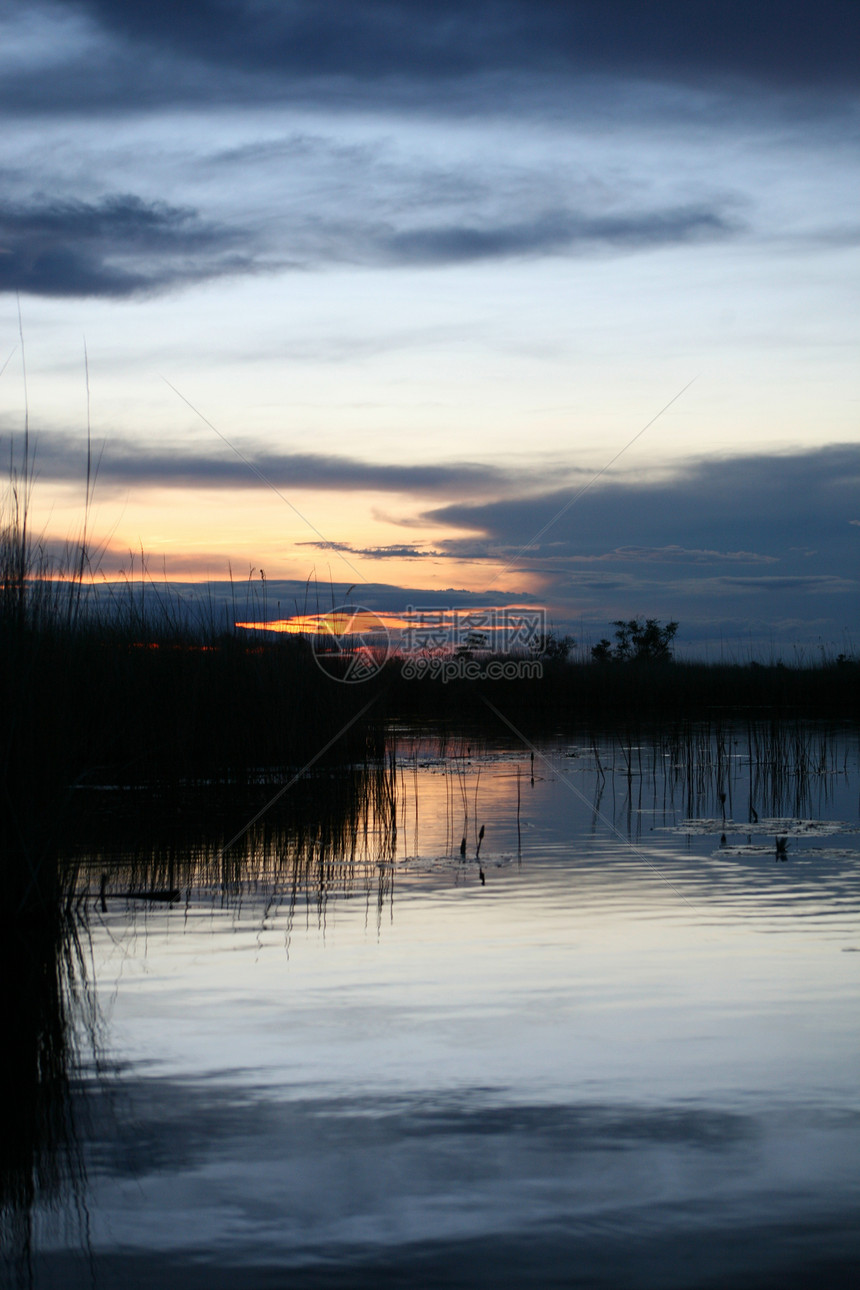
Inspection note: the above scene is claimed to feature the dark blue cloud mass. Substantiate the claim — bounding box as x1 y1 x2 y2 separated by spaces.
0 2 846 297
0 194 257 297
35 2 860 93
2 1 857 117
425 445 860 559
0 191 739 297
422 444 860 647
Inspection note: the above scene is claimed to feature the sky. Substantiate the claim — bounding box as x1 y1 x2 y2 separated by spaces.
0 0 858 657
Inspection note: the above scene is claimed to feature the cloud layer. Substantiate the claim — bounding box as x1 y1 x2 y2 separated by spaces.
417 444 860 644
15 2 860 110
0 193 737 298
1 2 850 296
12 428 531 497
0 194 256 297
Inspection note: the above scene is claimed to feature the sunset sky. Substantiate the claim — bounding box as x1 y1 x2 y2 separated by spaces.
1 1 858 656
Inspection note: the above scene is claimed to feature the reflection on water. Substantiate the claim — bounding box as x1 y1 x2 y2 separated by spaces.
4 722 860 1289
0 921 94 1290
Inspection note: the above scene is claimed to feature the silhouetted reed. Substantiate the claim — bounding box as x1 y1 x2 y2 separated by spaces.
590 716 857 835
1 525 388 926
0 915 95 1290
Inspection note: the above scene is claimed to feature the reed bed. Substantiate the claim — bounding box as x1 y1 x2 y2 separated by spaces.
599 717 857 830
1 509 389 925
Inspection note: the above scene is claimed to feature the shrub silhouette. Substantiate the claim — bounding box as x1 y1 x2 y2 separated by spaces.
592 618 678 663
531 631 575 662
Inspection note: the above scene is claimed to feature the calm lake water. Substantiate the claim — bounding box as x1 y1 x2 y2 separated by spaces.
16 723 860 1288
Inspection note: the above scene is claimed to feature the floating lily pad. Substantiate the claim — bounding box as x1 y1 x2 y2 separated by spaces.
661 817 858 837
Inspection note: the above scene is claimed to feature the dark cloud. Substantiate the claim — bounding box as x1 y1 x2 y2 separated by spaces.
421 444 860 643
42 2 860 92
383 207 733 266
570 546 779 566
3 2 857 120
297 542 446 561
264 203 737 272
0 194 256 297
7 428 530 497
427 444 860 556
707 574 854 593
0 188 737 297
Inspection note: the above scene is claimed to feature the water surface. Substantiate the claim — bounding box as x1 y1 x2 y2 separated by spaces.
17 725 860 1288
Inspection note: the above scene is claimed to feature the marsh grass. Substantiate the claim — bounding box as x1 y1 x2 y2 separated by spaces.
1 396 398 910
620 718 854 829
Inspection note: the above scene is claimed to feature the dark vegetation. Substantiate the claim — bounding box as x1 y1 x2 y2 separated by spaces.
378 647 859 730
591 617 679 662
1 919 92 1287
1 507 388 921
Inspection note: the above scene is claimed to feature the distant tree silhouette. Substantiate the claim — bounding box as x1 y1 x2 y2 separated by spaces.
531 631 575 662
591 618 678 663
